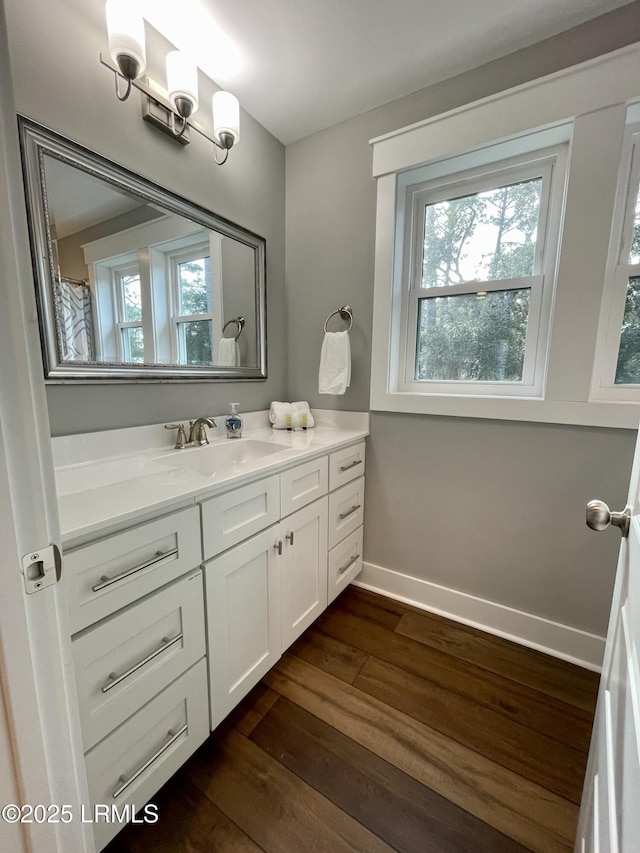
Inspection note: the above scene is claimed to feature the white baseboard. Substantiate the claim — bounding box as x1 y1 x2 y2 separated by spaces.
354 561 605 672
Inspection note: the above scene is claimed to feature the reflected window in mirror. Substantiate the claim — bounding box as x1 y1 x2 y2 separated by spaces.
19 117 267 382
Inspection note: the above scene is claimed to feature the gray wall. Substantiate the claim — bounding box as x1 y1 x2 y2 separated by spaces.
285 4 640 635
5 0 285 434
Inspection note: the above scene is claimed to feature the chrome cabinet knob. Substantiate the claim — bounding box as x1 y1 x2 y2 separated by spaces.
586 499 631 537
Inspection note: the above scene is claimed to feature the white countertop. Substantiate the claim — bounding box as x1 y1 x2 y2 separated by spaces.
53 409 369 545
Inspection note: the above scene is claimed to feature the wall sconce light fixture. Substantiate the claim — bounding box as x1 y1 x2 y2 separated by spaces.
103 0 240 165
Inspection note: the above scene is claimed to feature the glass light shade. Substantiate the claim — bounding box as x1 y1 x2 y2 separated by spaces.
166 51 199 116
106 0 146 78
213 91 240 147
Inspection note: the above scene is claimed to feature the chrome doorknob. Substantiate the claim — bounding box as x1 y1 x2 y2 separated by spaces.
586 499 631 537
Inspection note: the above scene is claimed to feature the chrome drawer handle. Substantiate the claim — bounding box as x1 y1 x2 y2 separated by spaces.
339 459 362 473
92 548 178 593
101 633 183 694
338 554 360 575
112 724 188 799
338 504 361 520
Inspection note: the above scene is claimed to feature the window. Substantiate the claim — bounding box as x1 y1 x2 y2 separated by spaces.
114 264 144 363
398 149 565 398
88 223 223 367
370 48 640 426
170 247 214 366
592 122 640 400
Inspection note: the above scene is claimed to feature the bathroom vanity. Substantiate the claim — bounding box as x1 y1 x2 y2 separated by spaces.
54 410 367 850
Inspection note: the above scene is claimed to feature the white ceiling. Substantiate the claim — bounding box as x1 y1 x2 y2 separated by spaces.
142 0 635 145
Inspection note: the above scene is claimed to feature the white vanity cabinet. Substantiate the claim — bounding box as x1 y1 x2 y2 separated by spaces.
203 447 364 731
60 427 366 849
64 505 209 850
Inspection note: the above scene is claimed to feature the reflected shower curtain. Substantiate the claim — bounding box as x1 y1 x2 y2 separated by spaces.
55 278 94 362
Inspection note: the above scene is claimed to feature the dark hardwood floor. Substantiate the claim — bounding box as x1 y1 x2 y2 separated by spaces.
105 586 599 852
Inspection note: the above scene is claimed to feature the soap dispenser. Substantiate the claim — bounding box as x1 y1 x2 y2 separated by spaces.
225 403 243 439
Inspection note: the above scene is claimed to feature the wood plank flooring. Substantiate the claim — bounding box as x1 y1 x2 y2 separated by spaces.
105 586 599 853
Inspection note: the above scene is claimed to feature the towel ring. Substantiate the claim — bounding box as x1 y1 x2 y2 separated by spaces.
222 316 245 340
323 305 353 334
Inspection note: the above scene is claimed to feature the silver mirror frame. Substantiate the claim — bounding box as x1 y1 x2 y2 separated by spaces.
18 117 267 383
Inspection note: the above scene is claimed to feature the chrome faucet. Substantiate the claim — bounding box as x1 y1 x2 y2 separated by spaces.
188 417 217 446
164 417 217 449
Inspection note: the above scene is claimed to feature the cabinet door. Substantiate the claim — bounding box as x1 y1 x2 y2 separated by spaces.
205 527 281 730
281 497 328 649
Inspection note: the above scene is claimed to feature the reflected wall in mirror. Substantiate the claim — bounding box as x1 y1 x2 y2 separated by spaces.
19 118 267 382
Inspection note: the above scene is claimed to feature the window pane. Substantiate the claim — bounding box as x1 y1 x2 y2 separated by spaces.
630 184 640 264
416 288 530 382
121 273 142 322
422 178 542 287
178 319 213 365
178 256 211 316
121 326 144 363
615 276 640 383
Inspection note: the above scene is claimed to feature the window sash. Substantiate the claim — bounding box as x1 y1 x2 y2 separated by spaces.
167 244 213 364
408 159 554 293
397 152 560 397
591 126 640 398
175 317 213 365
402 275 544 394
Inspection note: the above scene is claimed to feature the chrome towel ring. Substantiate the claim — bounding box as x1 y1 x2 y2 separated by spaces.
323 305 353 334
222 316 245 340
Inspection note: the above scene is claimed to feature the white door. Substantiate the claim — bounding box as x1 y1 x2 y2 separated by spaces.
0 4 91 850
577 428 640 852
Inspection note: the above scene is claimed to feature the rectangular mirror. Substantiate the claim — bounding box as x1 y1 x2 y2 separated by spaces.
19 118 267 382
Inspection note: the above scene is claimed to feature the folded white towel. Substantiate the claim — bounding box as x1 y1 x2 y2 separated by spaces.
218 337 239 367
319 331 351 395
269 401 315 429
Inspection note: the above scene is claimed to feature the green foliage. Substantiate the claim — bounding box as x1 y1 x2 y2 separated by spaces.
418 179 540 382
417 289 530 381
181 319 213 366
179 258 211 315
615 277 640 384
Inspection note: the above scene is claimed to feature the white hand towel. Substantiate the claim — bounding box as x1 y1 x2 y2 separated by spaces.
218 337 239 367
269 401 315 429
319 331 351 395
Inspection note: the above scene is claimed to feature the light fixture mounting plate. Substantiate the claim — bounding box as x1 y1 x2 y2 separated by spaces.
141 94 190 145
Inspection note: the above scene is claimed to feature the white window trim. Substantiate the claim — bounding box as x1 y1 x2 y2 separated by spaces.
396 151 565 399
370 43 640 428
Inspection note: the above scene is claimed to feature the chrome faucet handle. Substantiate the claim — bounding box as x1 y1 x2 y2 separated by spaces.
164 423 187 450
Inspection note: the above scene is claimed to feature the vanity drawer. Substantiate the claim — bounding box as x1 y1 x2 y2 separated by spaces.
328 526 363 604
328 476 365 550
201 475 280 560
73 570 205 751
86 658 209 851
280 456 328 518
65 507 201 634
329 442 365 491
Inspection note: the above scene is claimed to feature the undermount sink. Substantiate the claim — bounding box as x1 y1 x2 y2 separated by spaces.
157 439 285 474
